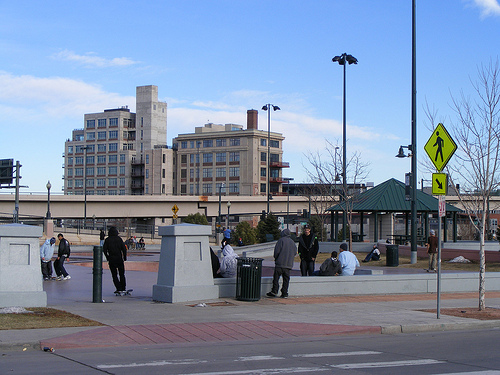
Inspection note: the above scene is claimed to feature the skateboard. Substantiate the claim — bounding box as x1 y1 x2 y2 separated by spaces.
114 289 133 296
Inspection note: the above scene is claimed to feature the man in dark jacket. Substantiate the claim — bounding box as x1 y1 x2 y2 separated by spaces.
103 227 128 294
55 233 71 280
297 224 319 276
317 251 342 276
266 229 297 298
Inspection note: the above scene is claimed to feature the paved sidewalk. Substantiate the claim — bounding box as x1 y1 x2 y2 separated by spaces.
2 255 500 352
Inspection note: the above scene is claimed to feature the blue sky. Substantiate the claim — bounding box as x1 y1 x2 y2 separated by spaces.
1 0 499 193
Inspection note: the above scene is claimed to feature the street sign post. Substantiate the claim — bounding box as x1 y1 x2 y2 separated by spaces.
424 123 457 172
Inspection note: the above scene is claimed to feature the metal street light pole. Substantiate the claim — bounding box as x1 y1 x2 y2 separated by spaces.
45 180 52 219
226 201 231 228
410 0 418 264
332 53 357 241
284 177 294 229
218 182 225 232
83 145 90 228
262 104 280 215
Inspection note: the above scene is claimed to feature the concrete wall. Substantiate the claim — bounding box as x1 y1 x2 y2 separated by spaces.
215 272 500 299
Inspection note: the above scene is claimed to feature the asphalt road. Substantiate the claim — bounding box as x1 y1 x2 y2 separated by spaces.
3 328 500 374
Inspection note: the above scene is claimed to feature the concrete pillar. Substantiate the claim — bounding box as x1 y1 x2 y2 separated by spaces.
0 224 47 308
152 223 219 303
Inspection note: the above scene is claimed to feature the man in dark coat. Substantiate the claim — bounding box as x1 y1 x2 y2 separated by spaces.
55 233 71 280
103 227 127 294
266 229 297 299
298 224 319 276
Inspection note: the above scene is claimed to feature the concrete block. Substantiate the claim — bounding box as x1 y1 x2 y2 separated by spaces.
0 224 46 308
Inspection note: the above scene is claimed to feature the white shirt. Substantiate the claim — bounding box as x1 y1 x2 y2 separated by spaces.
338 250 360 276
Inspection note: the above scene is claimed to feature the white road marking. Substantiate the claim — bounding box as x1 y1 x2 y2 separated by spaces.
293 351 381 358
332 358 444 369
175 368 331 375
429 372 500 375
98 358 207 369
236 355 285 361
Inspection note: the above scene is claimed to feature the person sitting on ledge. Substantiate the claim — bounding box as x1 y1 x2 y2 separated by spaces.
219 238 238 278
313 251 342 276
338 243 359 276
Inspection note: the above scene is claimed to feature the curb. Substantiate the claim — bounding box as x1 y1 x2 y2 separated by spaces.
381 320 500 334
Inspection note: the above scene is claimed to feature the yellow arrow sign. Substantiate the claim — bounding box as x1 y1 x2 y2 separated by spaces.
432 173 448 195
424 123 457 171
172 204 179 214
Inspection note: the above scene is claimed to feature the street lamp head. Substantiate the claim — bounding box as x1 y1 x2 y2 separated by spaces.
345 54 358 65
396 145 413 158
46 180 51 190
332 55 344 65
262 105 268 111
227 201 231 208
332 54 358 65
272 105 280 111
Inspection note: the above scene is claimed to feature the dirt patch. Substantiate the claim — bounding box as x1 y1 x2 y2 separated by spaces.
420 307 500 320
0 308 103 330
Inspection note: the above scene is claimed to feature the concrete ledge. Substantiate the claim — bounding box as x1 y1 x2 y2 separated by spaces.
214 272 500 299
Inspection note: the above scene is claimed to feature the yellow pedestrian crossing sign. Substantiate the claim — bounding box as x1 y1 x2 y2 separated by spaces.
424 123 457 171
432 173 448 195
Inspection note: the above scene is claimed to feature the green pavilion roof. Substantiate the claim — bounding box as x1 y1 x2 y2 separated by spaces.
326 178 462 213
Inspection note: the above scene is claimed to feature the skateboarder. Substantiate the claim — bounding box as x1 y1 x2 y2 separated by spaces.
103 227 128 295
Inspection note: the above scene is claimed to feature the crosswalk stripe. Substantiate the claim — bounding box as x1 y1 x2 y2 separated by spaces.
293 351 381 358
332 359 444 369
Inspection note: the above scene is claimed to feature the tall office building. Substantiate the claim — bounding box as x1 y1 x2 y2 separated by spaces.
63 86 288 196
172 109 289 196
63 85 170 195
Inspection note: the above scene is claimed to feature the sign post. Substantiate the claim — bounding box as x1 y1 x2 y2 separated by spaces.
424 123 457 319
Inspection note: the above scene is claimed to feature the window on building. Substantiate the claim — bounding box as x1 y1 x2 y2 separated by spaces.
162 184 165 194
270 153 279 163
146 154 149 164
229 152 240 162
261 183 266 193
86 179 94 187
270 140 279 148
86 132 95 141
109 130 118 139
66 168 73 177
203 153 213 163
190 169 194 178
86 120 95 129
146 169 149 179
181 185 187 194
86 156 94 165
261 168 266 177
75 134 84 141
120 166 125 175
109 190 117 195
108 155 117 163
109 118 118 127
229 167 240 177
203 168 213 178
75 145 84 153
98 119 107 128
97 190 106 195
190 141 195 148
229 183 239 193
108 166 117 175
181 141 188 149
229 138 240 146
261 152 266 162
97 155 106 164
97 144 106 153
86 167 94 176
109 143 118 152
261 139 267 146
190 184 194 195
216 183 226 194
120 154 126 163
119 189 125 195
181 154 187 164
203 139 213 148
216 153 226 163
67 180 73 188
97 167 106 175
162 169 165 178
86 145 95 153
75 168 84 176
216 139 226 147
119 178 125 186
67 157 73 166
216 167 226 178
75 157 84 165
67 146 73 154
98 131 106 140
108 178 117 186
97 179 106 187
180 169 187 178
75 179 84 188
203 183 212 194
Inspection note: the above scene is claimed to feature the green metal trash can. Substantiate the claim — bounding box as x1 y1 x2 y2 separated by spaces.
236 257 263 301
386 244 399 267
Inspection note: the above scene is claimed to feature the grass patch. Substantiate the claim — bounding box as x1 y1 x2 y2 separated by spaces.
0 308 103 330
311 253 500 272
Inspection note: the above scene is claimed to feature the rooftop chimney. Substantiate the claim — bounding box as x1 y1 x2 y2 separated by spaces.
247 109 258 130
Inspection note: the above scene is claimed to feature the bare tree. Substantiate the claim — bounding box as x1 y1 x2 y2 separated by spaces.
303 139 370 247
448 59 500 310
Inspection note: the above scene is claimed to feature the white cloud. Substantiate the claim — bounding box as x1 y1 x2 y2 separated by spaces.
52 50 139 67
470 0 500 17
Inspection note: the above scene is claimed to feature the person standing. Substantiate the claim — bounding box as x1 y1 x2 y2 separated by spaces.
426 230 438 272
266 229 297 298
338 243 359 276
297 224 319 276
54 233 71 280
40 237 56 280
103 227 128 294
99 230 105 247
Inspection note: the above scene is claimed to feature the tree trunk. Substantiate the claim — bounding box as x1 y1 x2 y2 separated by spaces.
479 211 486 310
